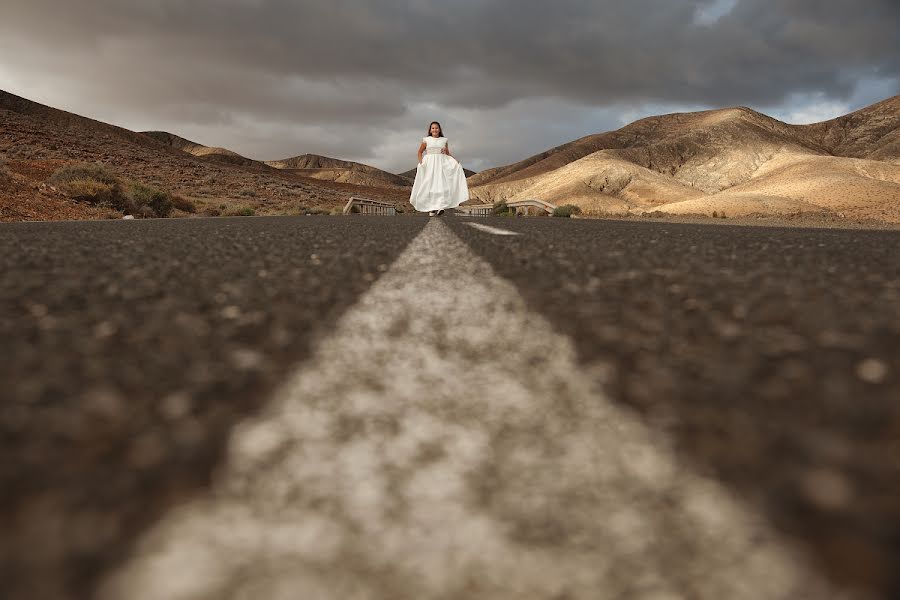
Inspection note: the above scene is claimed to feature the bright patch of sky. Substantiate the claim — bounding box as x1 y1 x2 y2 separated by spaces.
764 77 900 124
693 0 739 26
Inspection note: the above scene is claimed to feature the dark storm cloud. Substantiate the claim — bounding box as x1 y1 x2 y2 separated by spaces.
1 0 898 171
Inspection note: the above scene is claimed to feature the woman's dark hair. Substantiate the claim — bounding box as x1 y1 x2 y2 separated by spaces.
426 121 444 137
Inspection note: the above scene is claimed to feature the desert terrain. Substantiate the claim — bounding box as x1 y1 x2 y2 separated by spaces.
2 88 899 224
0 89 414 222
468 96 900 223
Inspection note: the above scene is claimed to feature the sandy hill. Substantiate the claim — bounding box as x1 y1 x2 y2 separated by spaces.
0 89 412 221
266 154 413 188
141 131 263 168
469 95 900 222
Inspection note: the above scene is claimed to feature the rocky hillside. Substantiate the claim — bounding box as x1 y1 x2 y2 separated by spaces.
468 96 900 222
0 89 412 221
141 131 264 169
266 154 413 188
801 95 900 161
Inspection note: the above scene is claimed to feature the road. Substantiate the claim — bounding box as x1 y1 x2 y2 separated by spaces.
2 214 898 599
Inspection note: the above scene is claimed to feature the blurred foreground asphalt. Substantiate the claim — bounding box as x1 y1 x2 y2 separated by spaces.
1 214 898 599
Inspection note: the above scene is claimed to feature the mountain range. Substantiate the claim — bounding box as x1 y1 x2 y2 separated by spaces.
467 96 900 221
1 88 898 222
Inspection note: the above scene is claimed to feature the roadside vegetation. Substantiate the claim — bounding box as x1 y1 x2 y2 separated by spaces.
552 204 582 218
48 162 196 218
492 201 512 216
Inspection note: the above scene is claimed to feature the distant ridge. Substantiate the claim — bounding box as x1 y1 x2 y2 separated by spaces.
467 95 900 221
266 154 413 188
141 131 263 168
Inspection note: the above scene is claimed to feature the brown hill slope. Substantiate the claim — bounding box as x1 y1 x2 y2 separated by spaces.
800 95 900 162
466 130 626 189
266 154 412 188
486 154 706 214
0 89 411 221
141 131 263 168
659 154 900 220
472 106 829 192
469 96 900 222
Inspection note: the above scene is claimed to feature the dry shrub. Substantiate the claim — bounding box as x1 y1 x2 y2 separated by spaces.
224 206 255 216
552 204 582 218
48 163 179 218
171 194 196 213
60 177 131 211
49 162 121 187
129 181 173 217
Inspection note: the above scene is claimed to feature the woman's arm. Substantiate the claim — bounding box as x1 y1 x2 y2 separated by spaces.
417 142 426 163
443 143 453 157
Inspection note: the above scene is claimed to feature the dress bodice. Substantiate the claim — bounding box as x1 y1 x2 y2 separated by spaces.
423 136 447 149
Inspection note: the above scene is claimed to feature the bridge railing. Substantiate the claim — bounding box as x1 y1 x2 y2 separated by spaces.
455 204 494 216
457 199 557 216
343 196 397 215
507 199 556 215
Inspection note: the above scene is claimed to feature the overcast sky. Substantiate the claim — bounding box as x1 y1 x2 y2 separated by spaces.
1 0 898 174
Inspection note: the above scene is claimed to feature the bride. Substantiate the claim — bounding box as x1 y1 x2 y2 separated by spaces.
409 121 469 216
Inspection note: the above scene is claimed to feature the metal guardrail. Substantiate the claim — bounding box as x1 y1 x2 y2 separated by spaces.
507 199 557 215
343 196 397 215
457 199 557 216
456 204 494 216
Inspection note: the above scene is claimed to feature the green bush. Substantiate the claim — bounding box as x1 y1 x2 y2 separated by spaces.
492 201 510 215
129 181 173 217
552 204 582 218
224 206 255 216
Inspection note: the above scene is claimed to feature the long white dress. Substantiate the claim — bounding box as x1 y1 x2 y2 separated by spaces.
409 136 469 212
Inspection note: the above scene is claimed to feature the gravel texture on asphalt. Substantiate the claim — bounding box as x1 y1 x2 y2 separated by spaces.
446 215 900 597
97 219 846 600
2 213 899 599
0 215 426 600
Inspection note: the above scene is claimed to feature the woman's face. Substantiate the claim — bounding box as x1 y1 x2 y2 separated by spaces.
430 123 441 137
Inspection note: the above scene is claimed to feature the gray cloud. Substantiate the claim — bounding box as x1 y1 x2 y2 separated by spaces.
1 0 898 173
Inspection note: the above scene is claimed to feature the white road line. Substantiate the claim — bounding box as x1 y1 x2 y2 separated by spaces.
464 222 521 236
98 220 849 600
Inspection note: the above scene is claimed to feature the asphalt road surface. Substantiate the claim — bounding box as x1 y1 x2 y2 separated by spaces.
2 214 898 600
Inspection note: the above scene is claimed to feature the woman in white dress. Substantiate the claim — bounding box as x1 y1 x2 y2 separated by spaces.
409 121 469 216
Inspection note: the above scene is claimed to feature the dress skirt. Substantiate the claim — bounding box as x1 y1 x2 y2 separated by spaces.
409 151 469 212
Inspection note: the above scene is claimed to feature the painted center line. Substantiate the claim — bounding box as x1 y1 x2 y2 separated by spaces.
99 219 845 600
464 222 521 236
